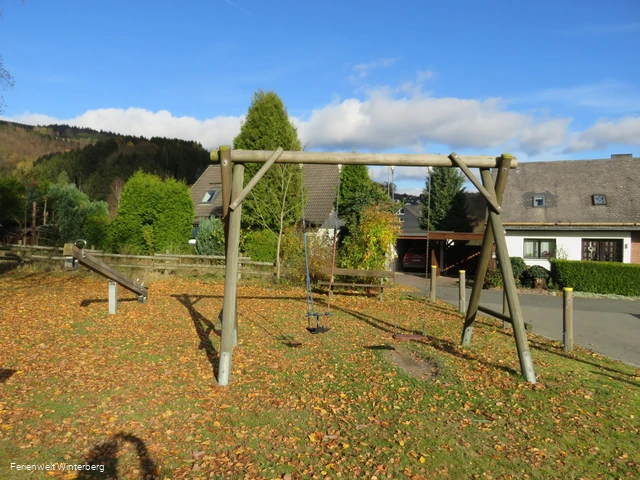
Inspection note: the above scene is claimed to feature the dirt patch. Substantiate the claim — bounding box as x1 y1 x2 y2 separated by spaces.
385 348 438 379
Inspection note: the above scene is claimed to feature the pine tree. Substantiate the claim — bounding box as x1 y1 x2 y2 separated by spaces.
420 167 471 232
233 90 302 279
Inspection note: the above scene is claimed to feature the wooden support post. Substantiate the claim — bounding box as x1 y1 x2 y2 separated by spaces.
503 289 509 329
563 288 574 352
481 167 536 384
462 155 512 346
430 265 437 303
218 146 238 347
218 161 245 386
31 200 37 246
108 281 118 315
459 270 466 314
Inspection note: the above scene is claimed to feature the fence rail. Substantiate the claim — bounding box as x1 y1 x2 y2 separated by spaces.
0 244 275 275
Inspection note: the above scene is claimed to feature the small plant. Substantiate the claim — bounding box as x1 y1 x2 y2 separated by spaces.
483 268 503 289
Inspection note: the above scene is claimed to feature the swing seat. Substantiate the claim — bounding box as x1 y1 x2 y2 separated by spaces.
306 326 330 334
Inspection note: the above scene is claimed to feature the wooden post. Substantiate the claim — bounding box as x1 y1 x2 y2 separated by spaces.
218 162 245 386
459 270 466 314
481 167 536 384
563 288 574 352
218 146 238 347
430 265 437 303
503 289 509 329
31 201 37 246
43 196 48 225
461 155 512 346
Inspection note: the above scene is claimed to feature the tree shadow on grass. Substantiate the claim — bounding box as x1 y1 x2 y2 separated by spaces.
174 294 220 379
427 336 520 376
0 368 16 383
590 370 639 389
527 337 638 379
77 432 159 479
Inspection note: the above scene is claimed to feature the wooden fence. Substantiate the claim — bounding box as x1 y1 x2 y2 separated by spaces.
0 244 275 276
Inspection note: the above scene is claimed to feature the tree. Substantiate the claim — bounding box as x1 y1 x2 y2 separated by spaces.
0 175 24 228
109 171 194 254
0 1 24 113
340 204 401 271
233 90 303 279
46 183 109 247
419 167 472 232
338 164 393 231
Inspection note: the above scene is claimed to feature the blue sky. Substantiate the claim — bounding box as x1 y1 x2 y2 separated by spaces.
1 0 639 194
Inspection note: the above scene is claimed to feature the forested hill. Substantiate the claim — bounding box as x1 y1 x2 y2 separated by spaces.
0 120 113 170
32 136 211 202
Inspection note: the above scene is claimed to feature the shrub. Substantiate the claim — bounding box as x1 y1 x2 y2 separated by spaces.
195 217 225 256
109 172 194 254
483 268 503 289
293 229 334 283
510 257 527 285
521 265 550 288
550 259 640 296
243 229 277 263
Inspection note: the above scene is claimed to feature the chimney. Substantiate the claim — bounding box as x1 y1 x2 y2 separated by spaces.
611 153 633 159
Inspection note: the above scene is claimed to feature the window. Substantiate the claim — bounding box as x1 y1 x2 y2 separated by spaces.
532 196 545 207
582 239 622 262
200 189 218 203
592 194 607 205
524 239 556 259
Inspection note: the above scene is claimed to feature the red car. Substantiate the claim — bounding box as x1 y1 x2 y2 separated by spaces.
402 247 426 270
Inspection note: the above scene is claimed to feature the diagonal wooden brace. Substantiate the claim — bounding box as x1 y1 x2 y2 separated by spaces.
449 152 502 213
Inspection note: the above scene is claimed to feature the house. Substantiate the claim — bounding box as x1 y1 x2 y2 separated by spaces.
189 163 342 232
500 154 640 267
190 165 223 227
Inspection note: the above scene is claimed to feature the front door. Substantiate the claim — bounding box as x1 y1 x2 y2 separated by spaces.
582 239 623 262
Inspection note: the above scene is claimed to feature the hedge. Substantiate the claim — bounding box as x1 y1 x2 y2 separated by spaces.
550 259 640 296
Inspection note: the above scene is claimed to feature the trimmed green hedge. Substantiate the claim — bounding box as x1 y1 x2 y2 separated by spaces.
550 259 640 296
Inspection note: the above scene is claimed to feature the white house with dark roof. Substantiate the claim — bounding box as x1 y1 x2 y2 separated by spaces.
500 154 640 267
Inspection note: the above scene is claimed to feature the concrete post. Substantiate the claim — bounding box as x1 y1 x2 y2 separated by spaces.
430 265 437 303
459 270 466 314
108 281 118 315
563 288 574 352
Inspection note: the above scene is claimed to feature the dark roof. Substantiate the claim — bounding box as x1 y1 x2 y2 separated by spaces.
501 156 640 226
303 164 341 226
401 204 424 235
190 165 223 221
191 164 341 226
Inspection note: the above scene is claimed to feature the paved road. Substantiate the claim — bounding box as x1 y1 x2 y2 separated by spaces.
396 273 640 367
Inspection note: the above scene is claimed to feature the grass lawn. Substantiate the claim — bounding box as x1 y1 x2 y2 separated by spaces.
0 270 638 479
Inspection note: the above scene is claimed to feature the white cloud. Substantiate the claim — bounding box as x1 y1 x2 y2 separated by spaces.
352 58 399 76
518 118 572 154
566 116 640 152
10 108 243 149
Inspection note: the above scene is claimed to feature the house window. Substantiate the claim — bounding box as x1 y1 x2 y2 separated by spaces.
532 196 545 207
200 189 218 203
524 239 556 259
592 194 607 205
582 239 622 262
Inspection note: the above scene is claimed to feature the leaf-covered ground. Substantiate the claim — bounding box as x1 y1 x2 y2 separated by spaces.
1 270 638 479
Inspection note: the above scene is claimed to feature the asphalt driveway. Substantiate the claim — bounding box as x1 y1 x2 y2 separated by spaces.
396 273 640 367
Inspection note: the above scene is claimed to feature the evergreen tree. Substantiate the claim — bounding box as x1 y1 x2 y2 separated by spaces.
233 90 303 279
419 167 471 232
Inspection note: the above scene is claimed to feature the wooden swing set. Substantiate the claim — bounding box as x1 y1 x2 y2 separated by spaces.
215 146 536 386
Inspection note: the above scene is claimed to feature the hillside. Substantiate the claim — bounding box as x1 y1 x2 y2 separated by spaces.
32 135 211 203
0 120 114 170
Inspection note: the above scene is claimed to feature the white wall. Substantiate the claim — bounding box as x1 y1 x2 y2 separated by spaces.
505 230 631 267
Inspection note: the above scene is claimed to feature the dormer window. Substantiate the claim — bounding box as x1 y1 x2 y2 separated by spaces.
200 190 218 204
592 194 607 206
532 195 545 207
